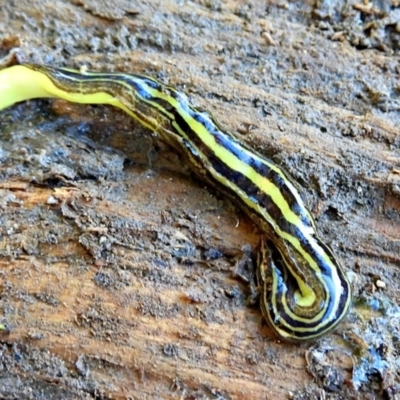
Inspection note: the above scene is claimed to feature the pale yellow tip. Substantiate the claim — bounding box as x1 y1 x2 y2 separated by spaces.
0 65 54 110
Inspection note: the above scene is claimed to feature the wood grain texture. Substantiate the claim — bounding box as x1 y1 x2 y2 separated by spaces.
0 1 399 399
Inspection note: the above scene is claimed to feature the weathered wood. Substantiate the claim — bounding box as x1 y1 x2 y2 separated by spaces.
0 1 399 399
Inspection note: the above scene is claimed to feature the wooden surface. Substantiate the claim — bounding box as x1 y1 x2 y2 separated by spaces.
0 1 400 399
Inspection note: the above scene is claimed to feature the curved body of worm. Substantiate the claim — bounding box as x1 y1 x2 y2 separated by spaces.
0 64 351 340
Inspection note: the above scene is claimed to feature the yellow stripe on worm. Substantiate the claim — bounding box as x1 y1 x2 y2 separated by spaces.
0 64 351 341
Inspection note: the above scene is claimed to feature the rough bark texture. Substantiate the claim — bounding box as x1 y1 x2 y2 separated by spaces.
0 1 399 399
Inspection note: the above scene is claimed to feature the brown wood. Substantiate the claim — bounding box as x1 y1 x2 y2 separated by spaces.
0 1 399 399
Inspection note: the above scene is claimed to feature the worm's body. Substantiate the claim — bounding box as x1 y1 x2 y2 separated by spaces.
0 64 351 340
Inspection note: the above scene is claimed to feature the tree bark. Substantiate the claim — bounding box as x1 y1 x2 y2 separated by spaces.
0 1 399 399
